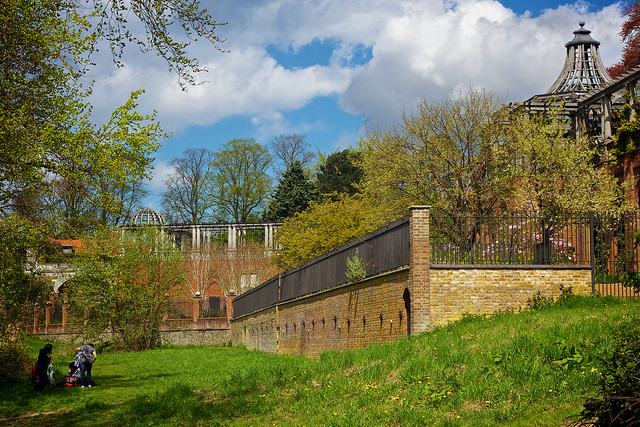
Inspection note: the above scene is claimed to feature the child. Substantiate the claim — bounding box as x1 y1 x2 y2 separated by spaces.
58 361 81 387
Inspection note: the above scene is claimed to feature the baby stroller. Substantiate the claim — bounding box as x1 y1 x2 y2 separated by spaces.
31 360 55 390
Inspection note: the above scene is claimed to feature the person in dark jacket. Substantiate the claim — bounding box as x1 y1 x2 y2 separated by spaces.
34 343 53 390
75 344 97 387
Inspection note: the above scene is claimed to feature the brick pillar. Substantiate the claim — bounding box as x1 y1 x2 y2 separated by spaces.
226 293 235 319
409 205 431 335
45 305 51 329
193 297 200 322
62 304 68 331
33 306 38 334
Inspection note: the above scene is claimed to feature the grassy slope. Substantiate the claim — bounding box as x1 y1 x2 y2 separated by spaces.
1 295 639 426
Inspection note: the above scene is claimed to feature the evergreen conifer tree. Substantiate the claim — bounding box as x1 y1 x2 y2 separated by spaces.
316 149 363 197
263 161 317 221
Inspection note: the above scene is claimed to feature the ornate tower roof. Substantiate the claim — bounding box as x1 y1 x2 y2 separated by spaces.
130 208 165 226
545 22 612 94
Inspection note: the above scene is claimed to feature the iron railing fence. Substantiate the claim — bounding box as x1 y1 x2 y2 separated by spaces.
430 211 591 266
199 297 227 318
233 216 410 318
592 213 640 298
167 300 194 320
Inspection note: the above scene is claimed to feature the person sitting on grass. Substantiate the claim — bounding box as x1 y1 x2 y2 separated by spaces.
33 343 54 391
58 361 81 387
75 344 97 388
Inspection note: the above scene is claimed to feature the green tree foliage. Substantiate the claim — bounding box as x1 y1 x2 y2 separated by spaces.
275 194 388 268
1 0 224 214
607 1 640 79
263 161 317 222
39 90 166 236
361 88 514 219
69 227 186 351
315 149 364 197
0 0 90 211
0 216 49 342
210 139 272 223
509 110 627 216
162 148 215 224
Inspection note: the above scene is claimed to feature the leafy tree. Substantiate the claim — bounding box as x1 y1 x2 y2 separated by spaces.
360 88 514 220
0 216 49 343
274 194 388 268
210 139 272 223
508 109 627 216
270 134 316 175
162 148 215 224
607 1 640 79
263 161 317 222
30 90 165 236
69 227 186 351
1 0 224 213
315 149 363 197
0 0 90 212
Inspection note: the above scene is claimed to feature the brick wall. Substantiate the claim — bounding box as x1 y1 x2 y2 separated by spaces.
231 269 410 358
430 266 592 326
230 306 279 354
276 270 410 358
230 206 595 358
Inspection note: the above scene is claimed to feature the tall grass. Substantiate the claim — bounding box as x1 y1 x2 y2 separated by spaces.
1 295 639 426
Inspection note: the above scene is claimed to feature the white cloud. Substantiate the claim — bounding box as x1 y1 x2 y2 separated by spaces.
90 46 352 133
87 0 624 133
341 0 623 124
148 160 175 192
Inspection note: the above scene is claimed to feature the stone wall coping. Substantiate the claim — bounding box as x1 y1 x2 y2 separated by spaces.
431 264 591 270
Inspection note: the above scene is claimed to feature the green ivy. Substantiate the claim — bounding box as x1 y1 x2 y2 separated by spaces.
610 91 640 165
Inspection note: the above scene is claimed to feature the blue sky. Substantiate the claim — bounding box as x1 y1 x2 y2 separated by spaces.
86 0 625 209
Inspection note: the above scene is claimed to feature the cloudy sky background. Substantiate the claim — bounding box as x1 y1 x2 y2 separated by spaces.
84 0 626 209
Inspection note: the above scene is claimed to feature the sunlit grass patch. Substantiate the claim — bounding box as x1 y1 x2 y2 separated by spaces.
1 295 638 426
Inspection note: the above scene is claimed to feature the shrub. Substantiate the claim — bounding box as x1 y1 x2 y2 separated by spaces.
577 315 640 426
346 249 367 282
0 341 33 385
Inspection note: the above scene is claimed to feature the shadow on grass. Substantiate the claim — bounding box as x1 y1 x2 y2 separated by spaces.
2 383 273 425
95 372 177 389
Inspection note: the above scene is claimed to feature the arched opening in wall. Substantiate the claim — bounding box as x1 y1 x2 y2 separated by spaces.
403 288 411 336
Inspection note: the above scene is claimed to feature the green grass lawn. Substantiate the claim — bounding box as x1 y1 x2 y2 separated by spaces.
1 295 639 426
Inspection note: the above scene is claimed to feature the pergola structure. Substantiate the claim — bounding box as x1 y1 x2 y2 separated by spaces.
167 221 280 250
511 21 640 150
124 208 281 250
